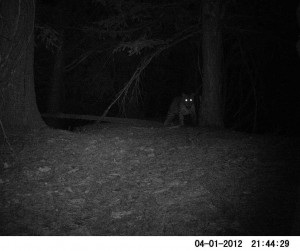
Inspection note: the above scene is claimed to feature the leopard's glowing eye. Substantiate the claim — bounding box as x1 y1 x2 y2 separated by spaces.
185 99 188 102
190 99 193 102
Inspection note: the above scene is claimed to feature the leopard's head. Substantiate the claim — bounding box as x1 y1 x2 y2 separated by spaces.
182 93 194 109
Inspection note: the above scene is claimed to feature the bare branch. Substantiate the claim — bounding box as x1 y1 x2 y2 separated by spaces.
99 24 201 119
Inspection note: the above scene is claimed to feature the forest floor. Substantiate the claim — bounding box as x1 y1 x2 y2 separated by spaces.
0 120 300 235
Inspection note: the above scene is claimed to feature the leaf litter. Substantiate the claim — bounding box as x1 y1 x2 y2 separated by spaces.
0 120 299 235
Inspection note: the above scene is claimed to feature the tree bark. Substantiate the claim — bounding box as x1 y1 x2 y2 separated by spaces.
47 4 66 114
0 0 44 131
200 0 224 127
47 32 65 113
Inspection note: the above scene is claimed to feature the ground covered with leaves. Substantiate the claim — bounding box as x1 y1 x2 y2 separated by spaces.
0 120 299 235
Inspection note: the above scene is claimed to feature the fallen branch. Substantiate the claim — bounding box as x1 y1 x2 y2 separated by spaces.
41 113 153 125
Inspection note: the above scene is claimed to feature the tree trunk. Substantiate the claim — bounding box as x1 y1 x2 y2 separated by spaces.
200 0 224 127
47 5 65 114
0 0 44 131
47 32 65 113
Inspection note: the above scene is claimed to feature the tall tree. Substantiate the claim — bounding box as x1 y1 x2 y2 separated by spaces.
0 0 44 130
200 0 223 127
89 0 225 127
47 3 66 113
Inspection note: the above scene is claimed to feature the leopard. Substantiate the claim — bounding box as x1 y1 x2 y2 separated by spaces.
164 93 196 126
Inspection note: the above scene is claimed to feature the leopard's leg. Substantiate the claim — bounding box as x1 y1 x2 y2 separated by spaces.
179 112 184 126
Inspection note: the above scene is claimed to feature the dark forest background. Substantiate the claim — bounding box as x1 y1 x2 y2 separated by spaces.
34 0 300 134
